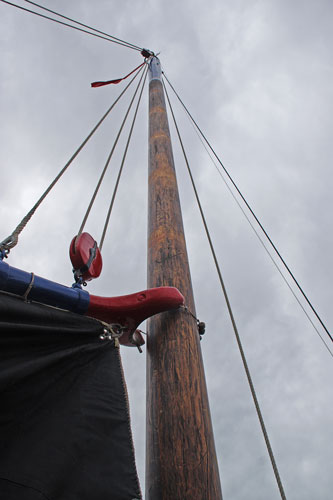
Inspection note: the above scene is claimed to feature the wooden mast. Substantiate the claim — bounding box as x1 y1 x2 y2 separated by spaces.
146 57 223 500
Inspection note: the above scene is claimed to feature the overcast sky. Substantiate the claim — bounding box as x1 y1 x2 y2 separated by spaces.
1 0 333 498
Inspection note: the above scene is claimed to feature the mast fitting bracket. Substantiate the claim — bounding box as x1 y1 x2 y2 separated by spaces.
141 48 155 58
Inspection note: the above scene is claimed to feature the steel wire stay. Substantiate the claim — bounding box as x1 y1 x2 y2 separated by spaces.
163 77 288 500
163 72 332 348
1 0 143 51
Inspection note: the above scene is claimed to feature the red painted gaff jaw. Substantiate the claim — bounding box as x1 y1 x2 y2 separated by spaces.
87 286 185 347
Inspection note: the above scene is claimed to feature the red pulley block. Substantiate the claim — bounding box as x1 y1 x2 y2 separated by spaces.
69 233 185 348
69 233 103 282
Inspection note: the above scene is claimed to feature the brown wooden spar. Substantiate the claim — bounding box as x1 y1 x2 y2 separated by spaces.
146 57 223 500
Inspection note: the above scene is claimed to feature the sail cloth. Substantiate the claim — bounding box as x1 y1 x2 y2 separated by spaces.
0 292 142 500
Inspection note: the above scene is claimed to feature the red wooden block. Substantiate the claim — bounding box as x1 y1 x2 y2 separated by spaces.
69 233 102 282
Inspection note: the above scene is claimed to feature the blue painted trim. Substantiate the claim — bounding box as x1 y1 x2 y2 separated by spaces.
0 260 90 315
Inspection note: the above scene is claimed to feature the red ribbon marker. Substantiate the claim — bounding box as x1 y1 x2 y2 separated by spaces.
91 61 145 88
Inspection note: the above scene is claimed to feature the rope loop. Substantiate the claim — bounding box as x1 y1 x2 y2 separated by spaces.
0 233 18 252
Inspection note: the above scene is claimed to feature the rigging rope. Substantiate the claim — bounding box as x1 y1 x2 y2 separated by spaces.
0 66 143 253
0 0 143 51
78 65 147 236
163 72 332 346
99 66 148 250
23 0 143 51
163 78 287 500
189 121 333 358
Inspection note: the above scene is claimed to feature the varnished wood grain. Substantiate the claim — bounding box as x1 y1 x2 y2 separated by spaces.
146 78 223 500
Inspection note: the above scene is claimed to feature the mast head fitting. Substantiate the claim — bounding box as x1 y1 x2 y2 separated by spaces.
141 48 155 59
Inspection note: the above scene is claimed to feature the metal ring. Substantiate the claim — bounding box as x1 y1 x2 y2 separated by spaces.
109 323 126 338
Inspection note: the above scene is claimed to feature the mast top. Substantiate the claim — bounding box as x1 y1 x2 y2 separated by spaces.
148 56 162 82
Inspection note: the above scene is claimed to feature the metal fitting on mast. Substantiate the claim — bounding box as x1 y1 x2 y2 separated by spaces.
148 56 162 82
141 48 154 58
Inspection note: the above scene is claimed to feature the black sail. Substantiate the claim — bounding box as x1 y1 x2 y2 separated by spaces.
0 292 141 500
